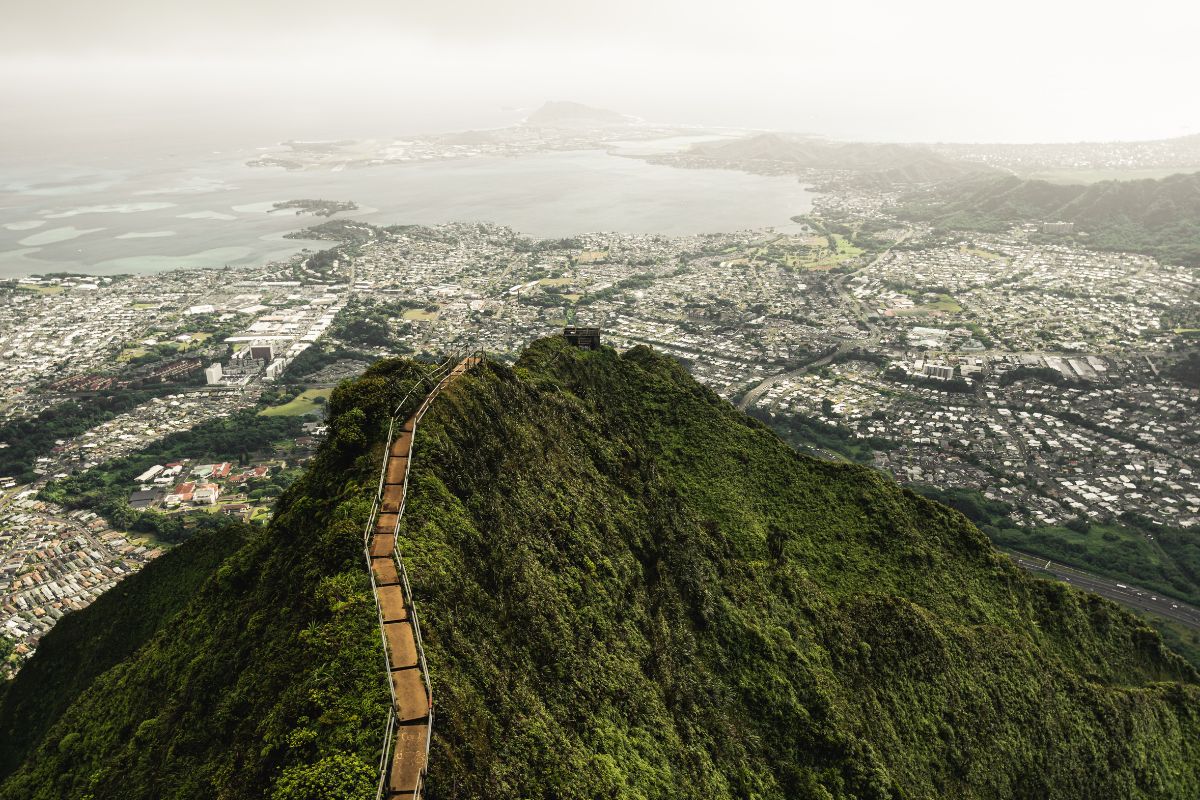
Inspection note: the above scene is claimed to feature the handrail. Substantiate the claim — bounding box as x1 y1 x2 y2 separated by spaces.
361 348 484 800
362 353 458 798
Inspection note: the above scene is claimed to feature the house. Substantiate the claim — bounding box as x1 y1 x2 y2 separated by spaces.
221 503 251 520
172 482 196 502
192 483 220 505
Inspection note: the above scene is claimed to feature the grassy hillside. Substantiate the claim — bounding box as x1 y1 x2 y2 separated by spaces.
2 341 1200 799
897 171 1200 264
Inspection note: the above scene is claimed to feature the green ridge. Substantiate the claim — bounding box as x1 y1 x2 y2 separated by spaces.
896 171 1200 265
1 340 1198 799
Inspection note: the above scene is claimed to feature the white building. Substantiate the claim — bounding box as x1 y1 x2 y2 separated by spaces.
134 465 164 483
192 484 220 505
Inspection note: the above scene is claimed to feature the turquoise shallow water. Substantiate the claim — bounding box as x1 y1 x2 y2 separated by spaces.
0 143 813 278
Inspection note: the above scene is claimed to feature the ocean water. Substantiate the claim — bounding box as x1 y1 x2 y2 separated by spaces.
0 141 813 279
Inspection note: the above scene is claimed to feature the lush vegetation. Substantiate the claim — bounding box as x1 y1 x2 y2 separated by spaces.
0 391 156 482
400 340 1199 798
3 342 1199 799
40 410 305 540
0 523 250 778
328 298 416 350
0 358 441 800
913 485 1200 607
896 171 1200 265
748 405 893 463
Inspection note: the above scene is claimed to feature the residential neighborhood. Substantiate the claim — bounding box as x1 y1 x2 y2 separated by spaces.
1 211 1197 674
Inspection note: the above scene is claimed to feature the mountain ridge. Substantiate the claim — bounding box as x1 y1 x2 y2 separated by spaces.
896 170 1200 264
1 340 1198 799
642 133 993 187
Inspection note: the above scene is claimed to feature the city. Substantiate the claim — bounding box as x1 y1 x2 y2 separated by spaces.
2 184 1197 673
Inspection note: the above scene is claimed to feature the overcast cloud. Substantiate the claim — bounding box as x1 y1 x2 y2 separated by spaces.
2 0 1198 154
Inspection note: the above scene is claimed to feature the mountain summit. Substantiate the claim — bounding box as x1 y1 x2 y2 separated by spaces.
1 339 1198 799
523 100 635 128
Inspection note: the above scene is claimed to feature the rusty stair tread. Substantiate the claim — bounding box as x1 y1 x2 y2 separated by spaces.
370 534 396 557
367 355 480 799
391 664 429 721
386 621 419 667
387 723 429 795
372 558 401 586
379 585 410 622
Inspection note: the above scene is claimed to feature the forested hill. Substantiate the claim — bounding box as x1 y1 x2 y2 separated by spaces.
3 339 1200 799
897 170 1200 264
677 133 991 185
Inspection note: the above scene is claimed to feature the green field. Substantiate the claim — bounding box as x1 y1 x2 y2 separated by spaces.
961 246 1006 261
258 388 331 417
895 292 962 315
990 520 1200 605
763 232 864 271
115 347 148 363
809 233 863 268
17 284 63 295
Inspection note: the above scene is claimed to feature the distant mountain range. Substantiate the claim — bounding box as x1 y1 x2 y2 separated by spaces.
897 171 1200 265
928 133 1200 176
664 133 994 186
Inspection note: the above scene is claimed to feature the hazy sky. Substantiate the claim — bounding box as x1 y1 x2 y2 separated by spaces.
2 0 1198 153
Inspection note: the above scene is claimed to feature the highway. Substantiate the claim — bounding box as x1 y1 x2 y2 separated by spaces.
1006 548 1200 632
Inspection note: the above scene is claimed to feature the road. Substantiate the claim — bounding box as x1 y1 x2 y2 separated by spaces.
1006 548 1200 632
735 233 905 413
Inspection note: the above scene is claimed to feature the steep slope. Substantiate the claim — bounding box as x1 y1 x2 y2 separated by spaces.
399 340 1200 799
897 171 1200 264
0 523 249 778
0 358 439 800
2 341 1199 800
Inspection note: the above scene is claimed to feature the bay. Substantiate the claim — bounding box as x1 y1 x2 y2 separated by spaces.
0 142 812 279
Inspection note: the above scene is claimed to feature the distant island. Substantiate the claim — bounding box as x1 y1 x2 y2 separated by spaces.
270 199 358 217
522 100 636 128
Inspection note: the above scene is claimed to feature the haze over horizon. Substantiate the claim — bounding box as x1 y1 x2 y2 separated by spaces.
3 0 1199 158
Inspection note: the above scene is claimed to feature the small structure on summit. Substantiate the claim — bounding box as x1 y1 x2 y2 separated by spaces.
563 326 602 350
